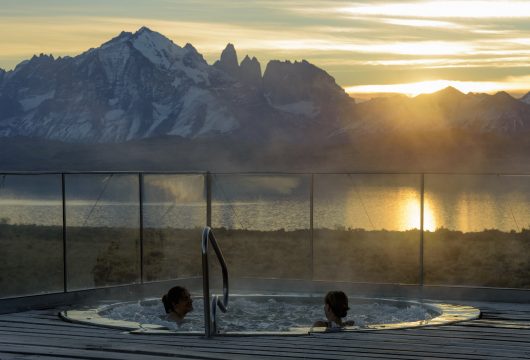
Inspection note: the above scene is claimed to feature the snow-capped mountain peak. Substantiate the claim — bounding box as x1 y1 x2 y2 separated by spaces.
3 27 528 148
101 30 134 48
98 27 202 72
0 28 355 143
130 27 186 70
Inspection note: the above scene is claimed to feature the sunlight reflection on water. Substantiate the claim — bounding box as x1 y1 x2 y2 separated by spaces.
0 174 528 232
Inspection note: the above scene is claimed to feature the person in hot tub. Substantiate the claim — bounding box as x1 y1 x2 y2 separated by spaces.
313 291 355 329
162 286 193 324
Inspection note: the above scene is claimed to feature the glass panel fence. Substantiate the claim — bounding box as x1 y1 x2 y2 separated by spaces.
424 174 530 288
313 174 422 284
211 174 311 280
65 174 140 290
142 174 205 282
0 174 63 298
3 172 529 299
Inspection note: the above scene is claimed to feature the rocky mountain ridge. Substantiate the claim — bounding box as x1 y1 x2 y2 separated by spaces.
0 27 352 143
349 87 530 135
1 27 530 172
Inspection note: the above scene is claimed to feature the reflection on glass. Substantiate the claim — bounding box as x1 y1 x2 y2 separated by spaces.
424 174 530 288
314 175 425 231
211 174 311 279
401 196 436 231
313 174 421 284
65 174 140 290
143 174 205 281
0 174 63 298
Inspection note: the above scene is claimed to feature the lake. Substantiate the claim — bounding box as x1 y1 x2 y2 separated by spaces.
0 173 528 232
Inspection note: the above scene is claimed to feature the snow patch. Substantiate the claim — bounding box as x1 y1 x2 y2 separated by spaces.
142 102 174 137
104 109 125 121
46 112 93 141
164 87 238 137
172 77 182 89
197 105 238 136
152 102 172 119
98 43 131 82
126 116 142 140
132 30 184 70
273 100 319 118
166 88 209 137
19 91 55 111
171 63 209 85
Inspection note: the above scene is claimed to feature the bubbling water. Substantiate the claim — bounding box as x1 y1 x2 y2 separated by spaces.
101 295 436 332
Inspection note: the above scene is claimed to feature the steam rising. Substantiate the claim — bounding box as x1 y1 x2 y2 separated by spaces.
145 175 205 203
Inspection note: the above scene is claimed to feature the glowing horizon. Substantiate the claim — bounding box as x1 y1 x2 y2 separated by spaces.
345 79 530 98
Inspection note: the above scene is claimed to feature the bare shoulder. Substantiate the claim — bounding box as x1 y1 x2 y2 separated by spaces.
312 320 328 327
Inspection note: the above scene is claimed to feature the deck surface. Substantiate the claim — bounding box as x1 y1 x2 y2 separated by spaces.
0 301 529 360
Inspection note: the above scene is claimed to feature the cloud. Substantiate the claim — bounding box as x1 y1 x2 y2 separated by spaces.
0 15 473 65
341 57 530 69
1 0 529 94
0 16 290 67
337 1 530 19
380 18 464 29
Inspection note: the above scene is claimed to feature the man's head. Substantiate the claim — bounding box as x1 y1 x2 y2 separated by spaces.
162 286 193 317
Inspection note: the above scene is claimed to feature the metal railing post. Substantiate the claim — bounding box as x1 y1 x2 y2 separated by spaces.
139 173 144 284
310 174 314 280
62 173 67 293
202 234 211 337
420 173 425 287
202 226 229 338
206 172 211 227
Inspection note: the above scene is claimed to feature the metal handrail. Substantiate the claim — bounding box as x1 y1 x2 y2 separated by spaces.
201 226 229 337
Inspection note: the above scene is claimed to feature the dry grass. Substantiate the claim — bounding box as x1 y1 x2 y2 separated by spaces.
1 225 529 298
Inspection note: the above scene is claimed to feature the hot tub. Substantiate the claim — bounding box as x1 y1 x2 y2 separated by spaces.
60 293 480 335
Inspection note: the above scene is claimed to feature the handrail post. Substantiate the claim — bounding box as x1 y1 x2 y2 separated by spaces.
420 173 425 287
206 172 211 227
310 174 314 280
62 173 67 293
202 228 211 337
202 226 229 338
139 173 144 284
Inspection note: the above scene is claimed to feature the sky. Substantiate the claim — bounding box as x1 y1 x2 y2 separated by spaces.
1 0 530 98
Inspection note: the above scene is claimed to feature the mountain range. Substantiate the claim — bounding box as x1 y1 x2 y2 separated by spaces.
0 27 352 144
1 27 530 171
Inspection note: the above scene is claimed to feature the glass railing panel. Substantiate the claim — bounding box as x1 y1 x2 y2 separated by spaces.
142 174 205 282
211 174 311 280
424 174 530 288
65 174 140 290
0 174 63 298
313 174 422 284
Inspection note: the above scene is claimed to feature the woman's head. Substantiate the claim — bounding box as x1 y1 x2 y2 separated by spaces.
162 286 193 317
325 291 350 319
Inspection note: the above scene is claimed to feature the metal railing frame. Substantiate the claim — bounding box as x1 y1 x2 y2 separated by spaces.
201 226 229 337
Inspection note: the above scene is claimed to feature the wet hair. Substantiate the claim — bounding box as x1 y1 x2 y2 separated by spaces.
162 286 188 313
325 291 350 318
